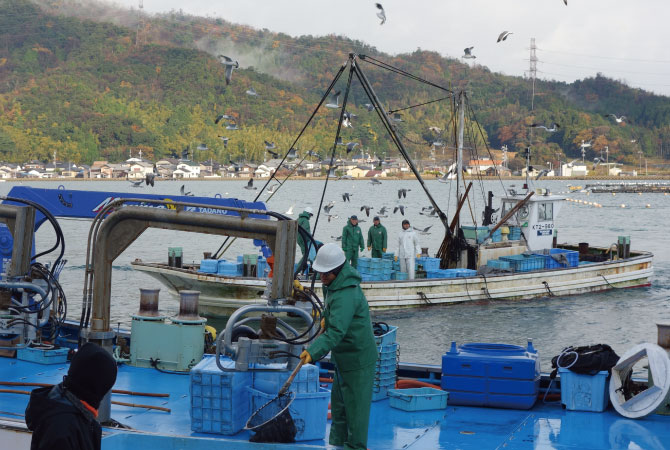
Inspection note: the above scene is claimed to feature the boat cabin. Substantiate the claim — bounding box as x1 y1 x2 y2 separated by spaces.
500 189 564 251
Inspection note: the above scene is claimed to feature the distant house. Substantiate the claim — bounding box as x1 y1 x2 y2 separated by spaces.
173 167 197 179
347 166 372 178
24 160 45 171
127 161 155 179
365 170 383 178
101 163 128 179
467 159 503 175
176 161 200 178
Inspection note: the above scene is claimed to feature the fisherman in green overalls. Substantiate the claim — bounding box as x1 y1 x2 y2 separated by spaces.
341 215 365 268
367 216 387 258
300 243 377 450
297 207 313 257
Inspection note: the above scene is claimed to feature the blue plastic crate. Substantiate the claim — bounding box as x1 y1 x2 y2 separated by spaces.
441 341 540 410
16 346 69 365
382 259 393 269
388 387 448 411
536 248 580 269
370 258 383 270
248 387 330 441
416 257 441 271
454 269 478 278
378 342 399 360
360 274 375 282
252 364 320 394
374 326 398 347
382 252 395 259
392 271 408 280
559 368 609 412
190 355 252 435
374 370 396 385
372 380 396 401
500 254 545 272
487 259 512 270
199 259 218 273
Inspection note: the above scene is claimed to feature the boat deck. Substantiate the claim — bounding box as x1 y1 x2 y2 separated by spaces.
1 358 669 449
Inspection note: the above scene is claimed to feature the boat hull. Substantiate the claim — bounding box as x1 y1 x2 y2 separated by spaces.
131 250 653 317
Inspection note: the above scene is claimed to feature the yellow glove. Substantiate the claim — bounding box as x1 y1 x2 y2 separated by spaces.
299 350 312 364
416 254 421 258
293 279 304 291
367 246 371 251
383 248 386 252
320 318 325 329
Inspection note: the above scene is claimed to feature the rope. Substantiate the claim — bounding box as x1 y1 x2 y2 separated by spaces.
601 274 621 289
542 281 556 297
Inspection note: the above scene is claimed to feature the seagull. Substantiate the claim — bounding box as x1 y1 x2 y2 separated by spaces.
360 205 374 217
346 142 359 153
563 0 567 5
245 87 258 96
342 111 356 128
306 149 319 158
335 136 345 146
218 136 229 148
218 55 239 85
420 208 438 218
397 188 411 199
287 148 298 159
428 126 442 133
326 90 341 109
413 225 433 235
370 178 382 185
364 103 375 112
326 214 340 223
342 193 353 202
245 178 257 190
215 114 234 124
375 3 386 25
592 157 602 171
529 123 560 132
581 140 592 148
226 123 239 130
180 147 190 160
180 185 193 196
605 114 626 123
266 184 278 194
264 140 276 150
324 202 335 214
145 165 157 187
267 149 279 159
378 206 388 217
463 47 476 59
431 140 446 148
129 179 143 187
393 205 406 215
327 166 339 177
285 205 294 215
630 138 637 143
331 235 343 242
197 143 208 151
497 31 513 43
389 112 403 122
229 161 241 173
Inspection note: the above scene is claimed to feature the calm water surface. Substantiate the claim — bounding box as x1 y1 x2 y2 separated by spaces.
3 178 668 368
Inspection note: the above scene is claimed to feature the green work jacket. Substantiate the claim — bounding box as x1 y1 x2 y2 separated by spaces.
297 211 311 253
367 224 387 251
342 221 365 252
308 263 378 372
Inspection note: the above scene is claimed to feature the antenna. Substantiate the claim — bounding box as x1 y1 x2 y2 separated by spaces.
136 0 144 47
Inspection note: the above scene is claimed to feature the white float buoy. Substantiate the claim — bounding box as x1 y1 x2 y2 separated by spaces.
646 204 651 208
621 204 626 208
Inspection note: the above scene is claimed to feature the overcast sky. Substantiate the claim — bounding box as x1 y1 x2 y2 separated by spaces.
109 0 670 96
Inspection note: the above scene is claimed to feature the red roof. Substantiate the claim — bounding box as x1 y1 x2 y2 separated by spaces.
468 160 503 166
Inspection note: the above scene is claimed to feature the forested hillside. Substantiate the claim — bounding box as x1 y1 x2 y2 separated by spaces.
0 0 669 168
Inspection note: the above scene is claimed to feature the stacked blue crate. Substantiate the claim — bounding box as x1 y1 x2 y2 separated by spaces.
487 259 512 270
382 252 395 260
199 259 218 274
253 364 320 394
392 271 408 280
534 248 579 269
416 257 440 271
373 342 399 401
500 254 545 272
491 228 502 243
508 226 522 240
217 259 240 276
190 355 252 435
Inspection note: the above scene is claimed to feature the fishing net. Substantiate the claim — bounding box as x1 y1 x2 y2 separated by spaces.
246 391 298 443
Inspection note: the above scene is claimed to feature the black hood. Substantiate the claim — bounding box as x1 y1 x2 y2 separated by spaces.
63 343 117 409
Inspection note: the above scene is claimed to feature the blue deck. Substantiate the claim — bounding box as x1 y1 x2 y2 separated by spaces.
1 357 669 449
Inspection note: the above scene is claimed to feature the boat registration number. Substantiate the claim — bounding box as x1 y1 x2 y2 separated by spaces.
537 229 552 236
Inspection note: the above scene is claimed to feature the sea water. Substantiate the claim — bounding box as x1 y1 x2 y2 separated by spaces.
2 178 668 368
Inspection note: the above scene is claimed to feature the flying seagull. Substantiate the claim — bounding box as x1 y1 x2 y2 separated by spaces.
428 126 442 133
327 166 339 177
267 149 279 159
420 208 438 218
497 31 513 42
413 225 433 235
218 55 239 85
342 193 353 202
229 161 241 172
264 141 276 150
180 185 193 196
393 205 406 215
226 123 239 130
463 47 476 59
266 184 278 194
360 205 374 217
536 169 551 180
245 178 257 190
326 214 340 223
389 112 403 122
563 0 567 5
129 179 143 187
331 235 343 242
529 123 560 132
215 114 234 124
364 103 375 112
245 87 258 96
324 201 335 214
397 188 411 199
287 148 298 159
375 3 386 25
145 166 156 187
285 205 294 215
605 114 626 123
378 206 388 217
342 111 356 128
326 90 341 109
370 178 382 185
346 142 359 153
218 136 229 148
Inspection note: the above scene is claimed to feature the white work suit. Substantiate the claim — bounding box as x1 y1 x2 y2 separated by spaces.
398 228 421 279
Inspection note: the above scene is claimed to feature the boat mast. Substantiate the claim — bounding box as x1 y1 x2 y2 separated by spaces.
456 91 465 211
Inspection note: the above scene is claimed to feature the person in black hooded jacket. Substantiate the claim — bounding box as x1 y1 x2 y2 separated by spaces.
25 343 118 450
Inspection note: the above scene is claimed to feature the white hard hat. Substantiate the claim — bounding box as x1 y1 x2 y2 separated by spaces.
304 206 314 214
312 243 346 273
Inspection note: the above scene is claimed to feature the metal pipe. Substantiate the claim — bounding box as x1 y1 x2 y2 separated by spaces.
218 304 316 358
0 281 47 302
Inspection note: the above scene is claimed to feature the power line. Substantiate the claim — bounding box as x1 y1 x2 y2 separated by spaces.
537 47 670 65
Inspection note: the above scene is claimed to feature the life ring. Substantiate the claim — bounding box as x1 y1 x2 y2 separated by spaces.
609 343 670 419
